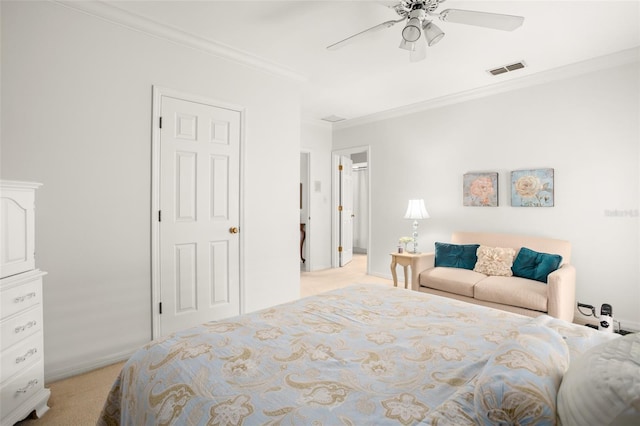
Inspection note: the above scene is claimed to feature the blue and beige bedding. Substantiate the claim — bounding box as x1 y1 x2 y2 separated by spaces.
98 284 634 425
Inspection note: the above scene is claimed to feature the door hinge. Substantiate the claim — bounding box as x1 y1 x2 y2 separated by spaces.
338 205 343 211
159 117 163 128
338 164 343 171
338 246 343 252
158 210 161 222
159 302 163 314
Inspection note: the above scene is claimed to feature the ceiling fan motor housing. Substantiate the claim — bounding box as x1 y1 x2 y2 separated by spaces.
396 0 446 17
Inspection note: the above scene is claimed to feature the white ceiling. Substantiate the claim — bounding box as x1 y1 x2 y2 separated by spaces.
106 0 640 123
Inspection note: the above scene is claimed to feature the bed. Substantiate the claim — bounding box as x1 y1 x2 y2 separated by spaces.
98 284 636 425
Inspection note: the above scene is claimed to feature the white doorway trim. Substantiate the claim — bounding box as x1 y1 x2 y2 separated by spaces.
150 85 246 339
331 145 371 272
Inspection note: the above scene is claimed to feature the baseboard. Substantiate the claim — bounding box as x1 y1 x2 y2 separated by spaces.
44 348 136 383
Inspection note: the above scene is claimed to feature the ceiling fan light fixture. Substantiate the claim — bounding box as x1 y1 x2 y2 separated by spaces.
398 38 415 51
410 38 427 62
423 21 445 46
402 17 422 42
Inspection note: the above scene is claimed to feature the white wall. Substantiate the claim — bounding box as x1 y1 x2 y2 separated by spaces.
334 60 640 330
1 1 301 380
300 121 333 270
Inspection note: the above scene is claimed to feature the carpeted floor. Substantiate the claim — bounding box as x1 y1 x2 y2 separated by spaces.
16 361 125 426
15 254 390 425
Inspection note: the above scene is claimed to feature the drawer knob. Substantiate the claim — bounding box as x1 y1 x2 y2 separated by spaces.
16 379 38 394
16 348 38 364
15 320 37 334
13 292 36 304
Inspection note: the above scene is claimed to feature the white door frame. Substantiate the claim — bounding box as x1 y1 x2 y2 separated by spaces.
151 85 245 339
331 146 371 271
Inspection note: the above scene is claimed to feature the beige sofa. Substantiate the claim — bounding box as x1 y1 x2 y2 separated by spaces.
411 231 576 322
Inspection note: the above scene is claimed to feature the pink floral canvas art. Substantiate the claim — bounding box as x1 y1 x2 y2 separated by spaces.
463 172 498 207
511 168 554 207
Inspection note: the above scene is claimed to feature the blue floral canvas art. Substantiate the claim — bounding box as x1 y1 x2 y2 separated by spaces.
511 168 554 207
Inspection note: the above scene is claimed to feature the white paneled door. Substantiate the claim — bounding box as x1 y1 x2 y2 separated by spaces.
339 155 353 266
153 91 241 337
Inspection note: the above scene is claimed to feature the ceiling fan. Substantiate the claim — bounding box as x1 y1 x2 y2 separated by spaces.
327 0 525 62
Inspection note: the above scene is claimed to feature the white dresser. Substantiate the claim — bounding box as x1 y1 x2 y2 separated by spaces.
1 181 50 426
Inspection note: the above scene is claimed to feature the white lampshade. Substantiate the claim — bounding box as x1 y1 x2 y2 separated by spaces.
404 199 429 220
410 38 427 62
398 38 415 51
402 17 422 42
423 21 445 46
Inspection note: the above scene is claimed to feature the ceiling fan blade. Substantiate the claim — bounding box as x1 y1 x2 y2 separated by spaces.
439 9 524 31
327 18 405 50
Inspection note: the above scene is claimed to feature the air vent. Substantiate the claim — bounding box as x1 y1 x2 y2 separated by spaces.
321 115 346 123
489 67 508 76
487 61 526 76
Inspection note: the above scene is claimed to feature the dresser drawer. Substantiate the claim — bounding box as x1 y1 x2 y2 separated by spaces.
1 331 43 384
0 360 44 419
0 273 43 320
0 306 42 350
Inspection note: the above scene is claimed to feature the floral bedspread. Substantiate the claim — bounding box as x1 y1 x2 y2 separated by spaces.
98 284 617 425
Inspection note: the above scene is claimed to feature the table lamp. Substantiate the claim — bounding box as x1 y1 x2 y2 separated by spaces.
404 199 429 253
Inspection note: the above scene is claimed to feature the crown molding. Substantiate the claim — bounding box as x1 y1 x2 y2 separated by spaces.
334 47 640 130
52 0 306 82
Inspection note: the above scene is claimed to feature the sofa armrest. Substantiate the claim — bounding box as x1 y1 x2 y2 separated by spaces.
411 252 436 291
547 264 576 322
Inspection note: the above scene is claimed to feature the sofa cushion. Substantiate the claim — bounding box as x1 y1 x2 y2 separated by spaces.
434 242 480 270
419 267 486 297
474 276 548 312
473 246 516 277
512 247 562 283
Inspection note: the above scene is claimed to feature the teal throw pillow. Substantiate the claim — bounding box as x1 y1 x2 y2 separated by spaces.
434 242 480 270
512 247 562 283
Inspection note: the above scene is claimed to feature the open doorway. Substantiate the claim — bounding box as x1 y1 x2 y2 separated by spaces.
300 151 310 272
332 146 370 274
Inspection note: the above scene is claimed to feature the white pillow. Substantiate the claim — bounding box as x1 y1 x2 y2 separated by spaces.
557 333 640 425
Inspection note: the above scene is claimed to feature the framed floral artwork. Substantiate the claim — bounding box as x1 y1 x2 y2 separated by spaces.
511 168 554 207
463 172 498 207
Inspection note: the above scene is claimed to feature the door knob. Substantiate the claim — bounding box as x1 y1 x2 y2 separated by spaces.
229 227 239 234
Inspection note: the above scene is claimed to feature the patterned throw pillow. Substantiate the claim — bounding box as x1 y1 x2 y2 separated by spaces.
473 246 516 276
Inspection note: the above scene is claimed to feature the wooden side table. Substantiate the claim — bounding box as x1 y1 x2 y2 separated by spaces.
390 252 430 289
